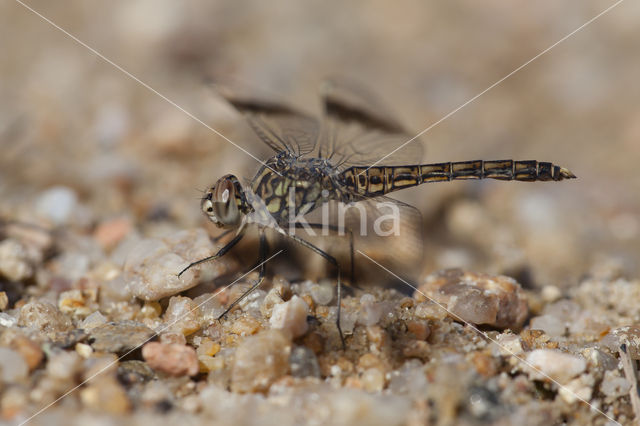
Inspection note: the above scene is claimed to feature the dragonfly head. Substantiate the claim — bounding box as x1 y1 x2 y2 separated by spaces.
201 175 247 228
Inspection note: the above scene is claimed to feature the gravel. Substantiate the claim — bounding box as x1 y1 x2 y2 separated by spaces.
1 3 638 424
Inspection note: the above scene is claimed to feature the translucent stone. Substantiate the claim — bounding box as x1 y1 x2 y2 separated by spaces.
270 295 309 338
231 329 291 393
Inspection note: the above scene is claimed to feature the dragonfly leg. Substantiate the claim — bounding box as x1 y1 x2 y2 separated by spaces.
177 230 245 277
287 233 346 350
210 228 233 244
294 222 356 287
217 229 268 320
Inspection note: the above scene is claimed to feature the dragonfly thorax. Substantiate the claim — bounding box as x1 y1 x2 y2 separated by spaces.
249 154 345 225
201 174 249 228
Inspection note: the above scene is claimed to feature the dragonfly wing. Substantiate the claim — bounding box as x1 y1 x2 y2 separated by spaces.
296 194 424 276
319 78 425 169
347 195 424 273
218 86 319 157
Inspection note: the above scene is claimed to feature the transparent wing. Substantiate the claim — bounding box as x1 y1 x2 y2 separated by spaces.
217 86 319 157
319 78 425 170
298 194 424 276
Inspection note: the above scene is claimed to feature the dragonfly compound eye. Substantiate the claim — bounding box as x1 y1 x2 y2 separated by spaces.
208 177 242 227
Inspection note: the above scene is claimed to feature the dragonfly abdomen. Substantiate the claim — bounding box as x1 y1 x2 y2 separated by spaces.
342 160 576 196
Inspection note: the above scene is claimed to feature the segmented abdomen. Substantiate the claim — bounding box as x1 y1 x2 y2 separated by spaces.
341 160 576 196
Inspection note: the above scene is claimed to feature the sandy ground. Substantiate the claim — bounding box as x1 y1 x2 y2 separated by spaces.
1 1 639 425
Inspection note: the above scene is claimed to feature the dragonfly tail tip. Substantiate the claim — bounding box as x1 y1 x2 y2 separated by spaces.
558 167 576 180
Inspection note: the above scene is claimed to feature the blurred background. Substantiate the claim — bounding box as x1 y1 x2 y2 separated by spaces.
1 0 639 289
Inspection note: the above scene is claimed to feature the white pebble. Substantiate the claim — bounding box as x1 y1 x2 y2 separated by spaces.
35 186 78 225
75 343 94 359
81 311 107 330
310 280 334 305
0 239 33 281
269 295 309 338
260 288 284 318
600 370 631 398
558 374 594 404
493 334 524 356
0 312 17 328
541 285 562 303
525 349 586 384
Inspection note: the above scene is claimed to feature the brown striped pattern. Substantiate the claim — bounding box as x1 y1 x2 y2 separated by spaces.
341 160 576 196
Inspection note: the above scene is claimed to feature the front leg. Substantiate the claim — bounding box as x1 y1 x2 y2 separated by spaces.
178 230 245 277
217 229 268 319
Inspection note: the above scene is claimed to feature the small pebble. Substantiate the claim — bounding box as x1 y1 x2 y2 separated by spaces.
0 239 33 282
196 338 220 357
416 269 528 330
0 312 17 328
163 296 201 335
142 342 199 377
414 301 447 321
541 285 562 303
124 229 228 301
0 348 29 383
525 349 586 383
18 301 73 332
493 333 524 357
260 287 284 318
58 289 95 317
75 343 94 358
231 329 291 393
358 294 386 326
230 316 262 336
199 355 223 373
558 374 594 404
139 301 162 319
89 321 155 353
310 280 334 305
35 186 78 225
600 369 631 399
270 295 309 338
81 311 108 330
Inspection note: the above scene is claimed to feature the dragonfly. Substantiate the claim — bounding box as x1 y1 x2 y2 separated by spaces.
179 79 575 348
